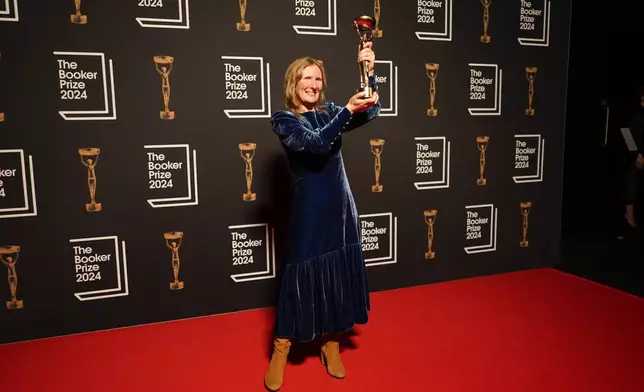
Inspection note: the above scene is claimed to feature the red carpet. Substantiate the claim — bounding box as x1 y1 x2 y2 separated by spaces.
1 268 643 391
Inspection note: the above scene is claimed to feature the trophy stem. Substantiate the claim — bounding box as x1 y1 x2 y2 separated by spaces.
481 1 491 43
85 165 102 212
372 155 383 192
526 80 535 115
170 249 184 290
425 224 435 259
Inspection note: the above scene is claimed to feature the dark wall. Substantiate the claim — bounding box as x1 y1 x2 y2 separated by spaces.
0 0 571 344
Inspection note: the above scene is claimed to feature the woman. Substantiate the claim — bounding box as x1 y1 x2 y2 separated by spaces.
264 43 381 391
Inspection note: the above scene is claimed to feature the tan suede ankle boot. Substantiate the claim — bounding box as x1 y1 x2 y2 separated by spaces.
264 338 291 391
320 335 345 379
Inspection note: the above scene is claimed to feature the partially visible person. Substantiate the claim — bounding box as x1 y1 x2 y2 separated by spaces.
622 88 644 229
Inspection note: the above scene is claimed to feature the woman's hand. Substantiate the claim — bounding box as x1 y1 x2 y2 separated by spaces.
346 91 379 114
358 41 376 76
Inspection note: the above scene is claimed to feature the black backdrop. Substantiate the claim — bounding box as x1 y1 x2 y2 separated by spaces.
0 0 571 344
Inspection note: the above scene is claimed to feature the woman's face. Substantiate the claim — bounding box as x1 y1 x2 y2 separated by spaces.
296 65 323 107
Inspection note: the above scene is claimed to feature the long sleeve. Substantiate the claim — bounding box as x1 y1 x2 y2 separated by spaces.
327 74 382 133
271 107 352 154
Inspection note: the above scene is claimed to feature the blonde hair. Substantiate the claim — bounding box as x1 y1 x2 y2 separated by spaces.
283 57 328 114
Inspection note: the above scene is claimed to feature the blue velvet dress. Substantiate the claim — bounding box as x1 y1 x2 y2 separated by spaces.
270 75 381 342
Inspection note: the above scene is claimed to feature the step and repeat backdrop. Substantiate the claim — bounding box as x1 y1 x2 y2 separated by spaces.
0 0 570 344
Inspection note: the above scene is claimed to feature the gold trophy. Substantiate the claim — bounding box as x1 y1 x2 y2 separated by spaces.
480 0 491 43
153 56 175 120
476 136 489 185
0 246 23 310
525 66 537 116
370 139 385 192
373 0 383 37
425 63 439 116
520 202 532 247
353 16 375 98
236 0 251 31
164 232 184 290
424 210 437 259
71 0 87 24
0 112 4 122
79 147 102 212
239 143 257 201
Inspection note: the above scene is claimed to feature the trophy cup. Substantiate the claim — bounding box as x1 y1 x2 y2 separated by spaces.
71 0 87 24
79 147 102 212
520 202 532 247
370 139 385 192
0 246 23 310
476 136 489 185
480 0 491 43
423 210 437 259
164 232 184 290
239 143 257 201
425 63 439 116
237 0 251 31
372 0 383 37
525 66 538 116
153 56 175 120
353 16 375 98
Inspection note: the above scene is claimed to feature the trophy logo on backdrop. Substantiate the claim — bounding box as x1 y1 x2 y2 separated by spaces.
374 60 398 116
415 0 453 41
293 0 337 36
221 56 272 118
0 149 38 220
153 56 176 120
79 148 102 212
0 246 23 310
520 202 532 247
372 0 383 37
239 143 257 201
370 139 385 192
425 63 439 116
69 235 129 301
70 0 87 24
228 223 276 283
144 144 199 208
525 66 537 115
236 0 250 31
513 134 545 183
476 136 489 185
136 0 191 29
164 232 185 290
518 0 551 47
423 210 437 259
468 63 502 116
480 0 491 43
353 16 375 98
359 212 398 267
0 0 19 22
464 204 498 254
53 51 118 121
413 137 451 190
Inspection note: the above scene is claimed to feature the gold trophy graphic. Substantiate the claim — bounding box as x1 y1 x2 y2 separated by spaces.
425 63 439 116
79 147 102 212
0 246 23 310
476 136 489 185
71 0 87 24
370 139 385 192
480 0 491 43
424 210 437 259
239 143 257 201
520 202 532 247
353 15 375 98
164 232 184 290
373 0 383 37
525 66 538 116
236 0 251 31
154 56 175 120
0 112 4 122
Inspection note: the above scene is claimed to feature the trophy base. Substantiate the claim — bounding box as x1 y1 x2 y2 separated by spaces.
71 15 87 24
373 29 383 38
520 240 529 247
526 108 535 116
7 300 23 310
481 35 491 43
0 112 4 122
424 251 436 260
477 178 487 186
372 184 383 192
359 86 373 98
236 22 251 32
426 108 438 117
86 202 102 212
170 281 184 290
243 192 256 201
160 111 175 120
